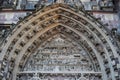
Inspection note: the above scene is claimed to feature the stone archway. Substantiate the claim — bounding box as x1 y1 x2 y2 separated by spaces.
0 3 119 80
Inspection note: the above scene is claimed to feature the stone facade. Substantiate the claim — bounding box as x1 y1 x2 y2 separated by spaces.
0 0 120 80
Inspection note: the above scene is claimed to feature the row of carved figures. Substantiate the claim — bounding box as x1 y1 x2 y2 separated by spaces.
17 74 102 80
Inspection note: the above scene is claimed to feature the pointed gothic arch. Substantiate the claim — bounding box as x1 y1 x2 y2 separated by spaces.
0 4 119 80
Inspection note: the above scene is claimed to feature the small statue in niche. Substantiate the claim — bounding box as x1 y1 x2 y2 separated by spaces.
2 0 14 8
0 29 7 38
20 0 27 9
34 0 48 9
2 0 9 7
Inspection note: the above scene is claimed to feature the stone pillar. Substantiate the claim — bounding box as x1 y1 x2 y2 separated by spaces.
117 0 120 34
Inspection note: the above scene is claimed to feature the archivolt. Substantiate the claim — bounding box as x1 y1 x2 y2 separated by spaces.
0 4 119 80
